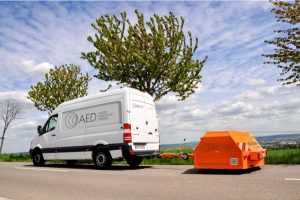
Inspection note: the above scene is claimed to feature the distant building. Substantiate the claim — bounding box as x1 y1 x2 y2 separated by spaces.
288 141 297 145
280 141 288 145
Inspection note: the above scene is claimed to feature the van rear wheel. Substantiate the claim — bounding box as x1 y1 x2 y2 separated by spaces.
32 150 45 167
93 150 112 169
126 156 143 168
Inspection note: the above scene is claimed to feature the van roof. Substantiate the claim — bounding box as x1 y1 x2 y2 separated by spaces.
54 87 151 112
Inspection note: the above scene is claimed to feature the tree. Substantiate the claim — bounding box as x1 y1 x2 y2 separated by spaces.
263 0 300 85
82 10 206 101
28 64 90 114
0 97 20 154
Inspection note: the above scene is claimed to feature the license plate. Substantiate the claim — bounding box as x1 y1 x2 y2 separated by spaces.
135 144 146 150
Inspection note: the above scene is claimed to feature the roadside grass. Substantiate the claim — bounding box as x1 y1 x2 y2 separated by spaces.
265 148 300 164
1 148 299 165
141 148 194 165
141 157 194 165
0 153 31 162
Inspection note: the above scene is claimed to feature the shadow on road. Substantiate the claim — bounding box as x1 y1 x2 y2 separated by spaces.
182 167 261 175
22 163 152 171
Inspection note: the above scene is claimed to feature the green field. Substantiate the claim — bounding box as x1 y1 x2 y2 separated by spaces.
0 148 299 165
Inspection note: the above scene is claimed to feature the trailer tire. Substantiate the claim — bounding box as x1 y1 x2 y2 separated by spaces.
93 149 112 169
182 153 189 161
32 149 45 167
126 156 143 168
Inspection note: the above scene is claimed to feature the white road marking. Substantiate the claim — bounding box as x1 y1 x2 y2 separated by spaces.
0 197 12 200
15 167 68 172
284 178 300 181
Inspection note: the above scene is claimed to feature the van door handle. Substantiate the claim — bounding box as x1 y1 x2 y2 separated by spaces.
51 134 56 137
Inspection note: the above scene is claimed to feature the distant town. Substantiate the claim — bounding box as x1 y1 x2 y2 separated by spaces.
160 134 300 150
256 134 300 149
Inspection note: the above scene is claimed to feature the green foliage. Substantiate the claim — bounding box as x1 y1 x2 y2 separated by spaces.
162 148 194 154
141 157 194 165
82 10 206 101
2 148 299 165
263 0 300 85
0 153 31 162
28 64 90 113
265 148 300 164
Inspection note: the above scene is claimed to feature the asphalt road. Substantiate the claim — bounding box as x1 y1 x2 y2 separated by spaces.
0 162 299 200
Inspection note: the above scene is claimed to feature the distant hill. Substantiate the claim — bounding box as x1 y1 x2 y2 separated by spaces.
257 134 300 141
160 133 300 150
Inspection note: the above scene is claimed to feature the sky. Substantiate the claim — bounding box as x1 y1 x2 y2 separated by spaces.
0 1 299 153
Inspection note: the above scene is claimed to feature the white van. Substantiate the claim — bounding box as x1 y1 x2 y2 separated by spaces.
29 88 160 169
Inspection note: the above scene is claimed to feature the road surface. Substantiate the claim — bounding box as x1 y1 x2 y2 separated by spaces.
0 162 299 200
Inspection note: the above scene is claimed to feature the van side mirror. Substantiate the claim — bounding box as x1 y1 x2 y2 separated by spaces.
37 125 43 135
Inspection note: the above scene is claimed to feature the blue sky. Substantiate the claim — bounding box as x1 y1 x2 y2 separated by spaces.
0 1 299 153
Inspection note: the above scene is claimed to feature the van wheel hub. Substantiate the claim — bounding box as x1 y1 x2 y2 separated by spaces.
34 154 41 163
96 153 106 166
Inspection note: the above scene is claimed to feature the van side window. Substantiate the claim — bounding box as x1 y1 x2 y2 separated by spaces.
43 114 58 134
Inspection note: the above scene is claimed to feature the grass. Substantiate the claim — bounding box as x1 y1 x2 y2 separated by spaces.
141 148 194 165
0 153 31 162
141 157 194 165
0 148 299 165
265 148 300 164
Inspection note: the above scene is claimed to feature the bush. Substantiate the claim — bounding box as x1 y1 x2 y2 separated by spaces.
0 153 31 162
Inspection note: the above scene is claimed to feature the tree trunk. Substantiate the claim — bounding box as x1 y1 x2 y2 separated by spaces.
0 137 4 154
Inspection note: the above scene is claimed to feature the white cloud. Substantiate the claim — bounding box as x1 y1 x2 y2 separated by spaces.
213 101 254 115
156 83 300 144
261 84 298 96
247 78 266 86
14 58 54 77
236 91 262 101
0 90 27 100
0 91 32 108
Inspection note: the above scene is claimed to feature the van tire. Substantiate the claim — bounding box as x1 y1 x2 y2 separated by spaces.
66 160 77 166
126 156 143 168
32 150 45 167
93 149 112 169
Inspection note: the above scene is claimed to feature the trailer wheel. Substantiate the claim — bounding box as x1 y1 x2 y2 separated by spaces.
32 149 45 167
93 149 112 169
126 156 143 168
182 153 189 161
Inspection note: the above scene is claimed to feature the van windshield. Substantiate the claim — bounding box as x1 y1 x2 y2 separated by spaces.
43 114 58 133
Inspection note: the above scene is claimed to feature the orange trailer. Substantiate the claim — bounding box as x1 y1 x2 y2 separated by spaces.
160 131 267 170
194 131 267 170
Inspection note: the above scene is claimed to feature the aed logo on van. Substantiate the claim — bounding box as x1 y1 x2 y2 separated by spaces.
65 111 112 129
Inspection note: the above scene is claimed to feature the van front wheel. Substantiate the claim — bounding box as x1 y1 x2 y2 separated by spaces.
32 150 45 167
126 156 143 168
93 150 112 169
